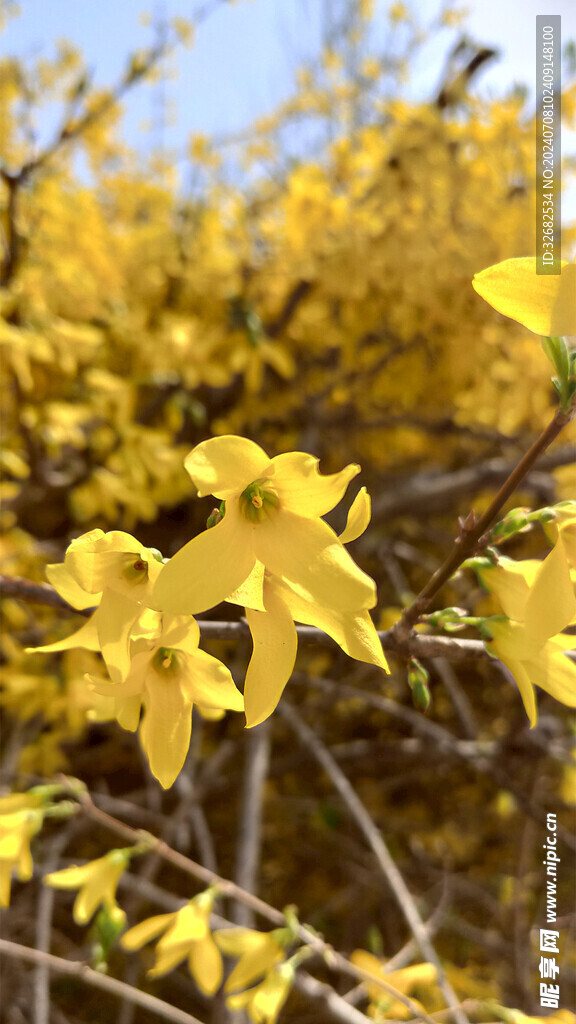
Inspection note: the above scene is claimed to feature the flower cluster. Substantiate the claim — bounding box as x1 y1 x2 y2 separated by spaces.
33 438 388 784
122 909 295 1024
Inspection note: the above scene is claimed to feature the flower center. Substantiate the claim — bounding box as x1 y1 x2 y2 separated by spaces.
122 556 149 584
239 481 280 523
152 647 182 677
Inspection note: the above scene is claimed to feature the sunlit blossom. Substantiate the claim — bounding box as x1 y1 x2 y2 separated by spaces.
477 539 576 725
153 436 377 616
90 613 243 788
226 489 388 727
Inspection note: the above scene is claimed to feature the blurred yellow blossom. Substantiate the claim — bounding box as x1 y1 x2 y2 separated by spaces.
0 792 45 907
122 889 222 994
44 848 131 924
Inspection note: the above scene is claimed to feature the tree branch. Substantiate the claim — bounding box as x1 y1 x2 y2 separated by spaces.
0 574 487 663
0 939 204 1024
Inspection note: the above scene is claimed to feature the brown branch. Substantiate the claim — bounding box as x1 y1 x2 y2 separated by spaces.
0 939 204 1024
0 574 487 663
392 401 576 641
371 441 575 521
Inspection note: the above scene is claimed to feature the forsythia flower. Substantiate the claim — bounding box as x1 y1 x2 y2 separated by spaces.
477 537 576 725
153 436 377 616
31 530 165 680
91 613 243 788
473 257 576 337
0 793 45 907
226 961 294 1023
351 949 438 1020
121 889 222 994
44 848 131 924
215 925 290 990
226 488 388 726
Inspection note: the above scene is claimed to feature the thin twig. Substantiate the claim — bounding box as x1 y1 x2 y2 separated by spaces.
0 574 487 662
277 702 470 1024
392 401 576 640
233 720 271 928
0 939 205 1024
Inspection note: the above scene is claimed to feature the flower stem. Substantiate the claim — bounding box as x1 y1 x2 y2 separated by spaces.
392 399 576 641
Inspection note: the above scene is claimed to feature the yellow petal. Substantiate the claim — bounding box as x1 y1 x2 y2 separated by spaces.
524 646 576 709
158 615 201 653
477 557 539 620
254 511 376 611
244 589 298 728
486 624 538 726
122 912 174 950
188 934 223 995
149 941 191 978
525 535 576 643
152 515 257 615
27 611 100 655
215 927 270 956
249 969 292 1022
226 560 267 612
44 862 93 890
279 584 388 671
473 258 576 336
116 693 142 731
180 649 244 712
140 673 192 788
225 941 283 992
159 903 206 946
269 452 360 518
97 591 142 680
339 487 371 544
46 562 100 609
184 435 270 498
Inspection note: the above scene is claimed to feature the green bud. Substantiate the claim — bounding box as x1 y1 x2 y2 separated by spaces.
490 508 530 541
91 903 127 971
407 659 431 712
207 500 226 528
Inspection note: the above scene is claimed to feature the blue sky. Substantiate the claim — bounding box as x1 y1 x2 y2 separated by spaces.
1 0 574 220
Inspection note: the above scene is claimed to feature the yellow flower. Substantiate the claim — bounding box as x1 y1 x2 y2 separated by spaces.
31 530 165 681
153 436 377 616
473 257 576 336
351 949 438 1020
0 794 44 907
44 848 131 924
122 890 222 995
226 489 388 727
215 926 289 991
91 613 243 788
226 962 293 1024
478 539 576 725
